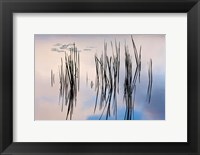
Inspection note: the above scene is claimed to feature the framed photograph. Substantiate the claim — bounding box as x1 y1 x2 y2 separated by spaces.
0 0 200 154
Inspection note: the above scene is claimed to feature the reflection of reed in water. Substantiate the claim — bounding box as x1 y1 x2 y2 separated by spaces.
58 58 65 112
147 59 153 104
50 69 55 87
124 42 134 120
50 36 154 120
86 72 88 85
131 35 142 84
123 36 142 120
111 40 120 119
94 41 120 120
56 43 80 120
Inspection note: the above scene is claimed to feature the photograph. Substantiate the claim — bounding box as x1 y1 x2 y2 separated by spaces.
34 34 165 120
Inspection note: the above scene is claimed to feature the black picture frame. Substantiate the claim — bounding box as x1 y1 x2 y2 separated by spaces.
0 0 200 154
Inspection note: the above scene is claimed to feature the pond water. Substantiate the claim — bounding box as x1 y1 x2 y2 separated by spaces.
34 34 165 120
